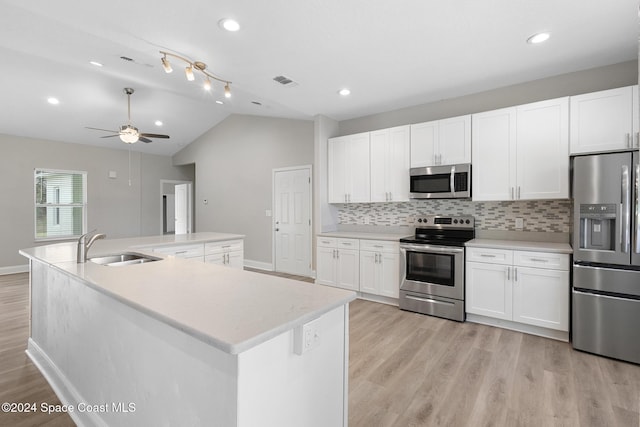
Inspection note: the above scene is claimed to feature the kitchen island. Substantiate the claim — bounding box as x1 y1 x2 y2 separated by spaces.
20 233 355 427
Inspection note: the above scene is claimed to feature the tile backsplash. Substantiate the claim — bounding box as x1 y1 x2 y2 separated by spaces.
337 199 572 233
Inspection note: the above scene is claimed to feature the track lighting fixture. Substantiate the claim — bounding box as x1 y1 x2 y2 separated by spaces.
159 50 232 96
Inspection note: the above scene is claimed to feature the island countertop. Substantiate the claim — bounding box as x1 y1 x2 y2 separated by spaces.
20 233 356 355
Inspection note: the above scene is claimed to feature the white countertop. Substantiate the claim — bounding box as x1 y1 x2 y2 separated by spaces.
466 238 573 254
20 233 356 355
317 231 411 241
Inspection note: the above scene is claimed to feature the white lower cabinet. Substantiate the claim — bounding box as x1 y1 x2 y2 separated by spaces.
204 240 244 269
315 238 360 291
359 240 399 298
152 243 205 261
152 239 244 269
466 246 569 340
317 237 400 300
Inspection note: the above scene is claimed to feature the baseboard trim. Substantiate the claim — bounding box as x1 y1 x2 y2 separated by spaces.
26 338 102 427
243 259 273 271
466 313 569 342
0 264 29 275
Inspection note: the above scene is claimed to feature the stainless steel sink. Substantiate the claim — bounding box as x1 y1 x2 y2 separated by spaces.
89 252 162 267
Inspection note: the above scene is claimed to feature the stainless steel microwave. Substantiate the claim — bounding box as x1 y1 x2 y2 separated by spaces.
409 163 471 199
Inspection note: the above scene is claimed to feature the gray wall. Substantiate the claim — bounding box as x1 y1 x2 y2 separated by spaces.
0 134 193 269
172 114 314 266
339 60 638 135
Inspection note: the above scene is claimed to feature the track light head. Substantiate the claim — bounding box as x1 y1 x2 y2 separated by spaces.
224 83 231 98
161 55 172 73
203 77 212 91
185 65 195 81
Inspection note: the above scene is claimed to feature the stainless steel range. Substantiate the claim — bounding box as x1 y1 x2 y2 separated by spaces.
399 215 475 322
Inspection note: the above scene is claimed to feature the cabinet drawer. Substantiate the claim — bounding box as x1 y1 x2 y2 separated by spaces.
359 239 399 253
466 247 513 265
153 243 204 258
205 240 243 255
514 251 569 271
317 237 337 248
337 238 359 250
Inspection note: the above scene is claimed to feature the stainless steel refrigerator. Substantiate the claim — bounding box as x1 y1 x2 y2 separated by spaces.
571 151 640 364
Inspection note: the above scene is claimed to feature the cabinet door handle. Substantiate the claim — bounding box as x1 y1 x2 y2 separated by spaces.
175 250 188 255
511 187 514 200
388 192 392 201
517 186 521 199
480 254 496 258
514 267 518 282
507 266 511 281
374 245 384 248
529 258 548 263
627 133 631 148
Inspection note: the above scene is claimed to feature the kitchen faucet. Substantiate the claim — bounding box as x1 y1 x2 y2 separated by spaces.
77 231 107 263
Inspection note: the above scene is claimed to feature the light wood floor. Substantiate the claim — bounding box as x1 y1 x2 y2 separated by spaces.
2 272 639 427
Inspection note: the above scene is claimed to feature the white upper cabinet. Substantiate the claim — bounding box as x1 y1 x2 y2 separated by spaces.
471 107 516 201
472 98 569 201
516 98 569 200
328 132 370 203
370 125 410 202
570 85 639 154
410 115 471 167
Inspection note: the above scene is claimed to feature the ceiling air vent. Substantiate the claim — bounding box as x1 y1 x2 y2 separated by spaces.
273 75 299 88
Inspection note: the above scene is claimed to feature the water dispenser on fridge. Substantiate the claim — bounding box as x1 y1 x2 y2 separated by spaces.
578 204 617 252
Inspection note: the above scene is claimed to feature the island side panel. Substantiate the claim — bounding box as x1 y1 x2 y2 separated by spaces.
236 304 348 427
28 259 239 427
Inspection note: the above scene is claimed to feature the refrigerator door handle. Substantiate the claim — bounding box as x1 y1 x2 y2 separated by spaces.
635 163 639 254
621 165 630 253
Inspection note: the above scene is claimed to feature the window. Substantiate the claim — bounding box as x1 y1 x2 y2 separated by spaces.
35 169 87 240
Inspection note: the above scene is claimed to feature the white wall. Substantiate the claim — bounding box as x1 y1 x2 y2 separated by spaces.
338 60 638 135
0 134 193 270
172 114 313 266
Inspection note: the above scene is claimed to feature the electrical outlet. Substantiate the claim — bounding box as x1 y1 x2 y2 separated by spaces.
294 318 321 355
515 218 524 230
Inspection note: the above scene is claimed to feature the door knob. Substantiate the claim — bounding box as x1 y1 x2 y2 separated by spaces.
275 228 279 231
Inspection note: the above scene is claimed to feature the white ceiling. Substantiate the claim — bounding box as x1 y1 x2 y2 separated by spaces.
0 0 637 156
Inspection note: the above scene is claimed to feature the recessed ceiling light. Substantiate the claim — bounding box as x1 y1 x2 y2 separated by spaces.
216 100 224 105
47 97 60 105
89 61 103 67
154 120 163 126
527 32 550 44
338 88 351 96
219 18 240 32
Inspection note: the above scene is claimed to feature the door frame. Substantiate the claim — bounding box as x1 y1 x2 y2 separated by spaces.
272 165 313 276
159 179 193 235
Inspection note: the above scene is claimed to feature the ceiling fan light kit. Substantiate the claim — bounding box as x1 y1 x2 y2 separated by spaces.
86 88 170 144
159 51 232 96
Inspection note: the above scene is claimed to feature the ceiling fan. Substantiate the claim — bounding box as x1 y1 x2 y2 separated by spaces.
86 88 170 144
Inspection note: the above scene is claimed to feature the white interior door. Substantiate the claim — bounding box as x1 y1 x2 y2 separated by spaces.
274 167 311 276
175 183 192 234
165 194 175 233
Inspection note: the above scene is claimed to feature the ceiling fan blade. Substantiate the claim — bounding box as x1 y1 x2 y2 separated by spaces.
138 137 153 143
100 134 120 139
86 126 119 133
139 133 170 139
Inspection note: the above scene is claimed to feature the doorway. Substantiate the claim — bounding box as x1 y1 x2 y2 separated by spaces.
273 166 312 277
160 180 193 235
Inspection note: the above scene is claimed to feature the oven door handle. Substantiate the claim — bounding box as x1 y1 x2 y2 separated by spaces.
400 244 464 255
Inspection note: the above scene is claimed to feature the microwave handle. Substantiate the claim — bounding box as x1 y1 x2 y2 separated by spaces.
450 165 456 197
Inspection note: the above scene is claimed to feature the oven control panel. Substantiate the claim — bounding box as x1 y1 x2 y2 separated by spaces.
414 215 474 229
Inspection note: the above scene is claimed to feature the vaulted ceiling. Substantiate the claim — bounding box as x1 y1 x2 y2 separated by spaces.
0 0 637 155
